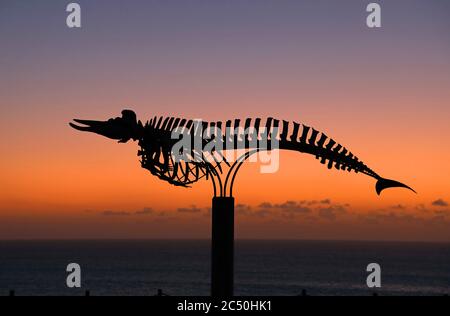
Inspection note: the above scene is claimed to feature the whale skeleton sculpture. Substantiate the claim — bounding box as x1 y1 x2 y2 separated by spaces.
70 109 415 196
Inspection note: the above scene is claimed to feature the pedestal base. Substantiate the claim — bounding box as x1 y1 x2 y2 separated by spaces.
211 196 235 297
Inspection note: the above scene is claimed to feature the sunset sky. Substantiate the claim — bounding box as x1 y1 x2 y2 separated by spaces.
1 0 449 240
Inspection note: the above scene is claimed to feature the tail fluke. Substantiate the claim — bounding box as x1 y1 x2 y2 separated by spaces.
375 178 416 195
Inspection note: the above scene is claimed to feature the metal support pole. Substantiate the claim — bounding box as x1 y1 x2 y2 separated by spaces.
211 196 234 297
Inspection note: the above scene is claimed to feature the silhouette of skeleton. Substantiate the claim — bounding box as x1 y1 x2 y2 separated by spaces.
70 109 415 196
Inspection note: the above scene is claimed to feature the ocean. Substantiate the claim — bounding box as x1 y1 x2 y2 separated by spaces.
0 240 449 296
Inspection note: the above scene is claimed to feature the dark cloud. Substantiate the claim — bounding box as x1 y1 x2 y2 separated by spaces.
281 204 311 214
253 210 272 218
432 199 448 207
277 201 297 209
236 204 252 216
100 207 154 216
101 210 130 216
258 201 311 214
318 208 337 220
171 200 449 230
318 205 347 220
243 199 350 220
236 204 251 210
364 211 425 225
239 209 273 218
135 207 153 215
177 205 202 213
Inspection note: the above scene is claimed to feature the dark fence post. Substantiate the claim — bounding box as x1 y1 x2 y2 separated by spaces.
9 290 15 297
211 197 234 297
